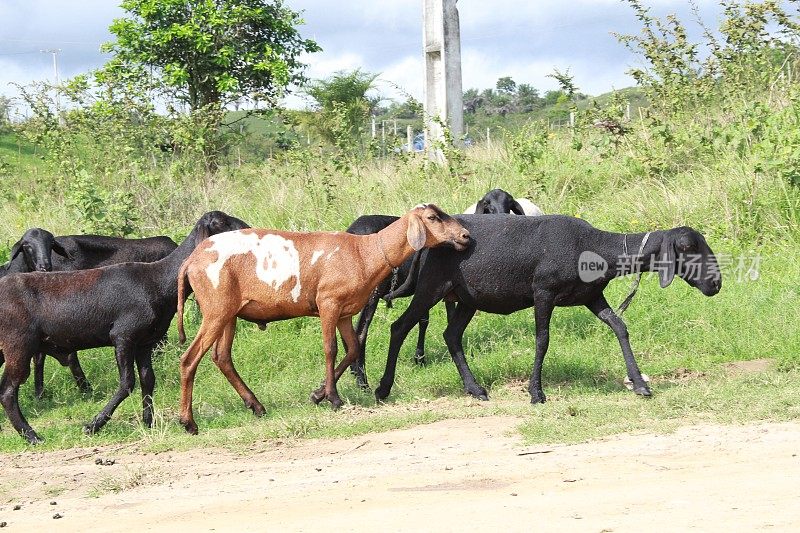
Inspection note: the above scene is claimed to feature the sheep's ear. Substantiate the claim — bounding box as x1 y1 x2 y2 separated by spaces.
10 240 23 260
510 200 525 215
406 214 427 251
51 239 70 258
195 224 211 246
659 234 676 288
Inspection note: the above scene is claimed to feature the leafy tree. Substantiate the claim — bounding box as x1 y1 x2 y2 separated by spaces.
305 69 380 143
496 76 517 95
100 0 320 169
379 98 422 119
547 68 578 98
542 90 565 106
464 81 548 115
463 88 483 114
306 69 380 111
516 83 541 112
102 0 320 111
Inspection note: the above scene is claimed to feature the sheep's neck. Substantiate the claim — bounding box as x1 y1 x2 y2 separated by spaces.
600 230 668 280
153 228 203 294
361 215 415 286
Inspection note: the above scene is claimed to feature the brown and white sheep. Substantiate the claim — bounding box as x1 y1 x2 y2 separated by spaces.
175 204 470 434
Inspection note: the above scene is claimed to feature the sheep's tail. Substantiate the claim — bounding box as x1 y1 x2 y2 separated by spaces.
177 258 191 345
383 250 423 303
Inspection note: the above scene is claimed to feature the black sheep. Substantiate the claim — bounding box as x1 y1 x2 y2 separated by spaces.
1 228 177 398
0 211 249 443
376 214 721 403
344 189 543 388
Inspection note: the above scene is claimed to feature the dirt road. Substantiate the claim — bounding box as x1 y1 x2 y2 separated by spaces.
1 417 799 531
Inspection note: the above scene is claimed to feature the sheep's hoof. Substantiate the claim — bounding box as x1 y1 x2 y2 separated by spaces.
374 385 390 402
529 391 547 405
624 374 650 392
180 418 198 435
328 395 343 410
349 365 370 390
77 382 93 395
466 385 489 401
83 422 101 435
23 430 44 445
413 351 427 366
310 388 326 405
634 386 652 397
247 402 266 417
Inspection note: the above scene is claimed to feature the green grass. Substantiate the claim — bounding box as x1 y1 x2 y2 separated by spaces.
0 241 796 452
0 113 798 452
0 132 41 175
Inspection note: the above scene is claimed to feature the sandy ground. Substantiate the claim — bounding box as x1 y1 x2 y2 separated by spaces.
0 415 799 532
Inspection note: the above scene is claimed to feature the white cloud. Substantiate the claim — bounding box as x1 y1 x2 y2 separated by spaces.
2 0 727 109
0 59 53 105
377 55 424 102
304 52 365 78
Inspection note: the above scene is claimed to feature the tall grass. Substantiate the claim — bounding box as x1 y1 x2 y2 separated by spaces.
1 0 798 451
0 122 798 452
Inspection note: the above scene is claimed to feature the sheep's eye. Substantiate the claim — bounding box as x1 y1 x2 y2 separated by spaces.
427 214 438 221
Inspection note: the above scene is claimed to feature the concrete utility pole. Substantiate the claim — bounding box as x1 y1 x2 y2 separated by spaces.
423 0 464 156
40 48 61 119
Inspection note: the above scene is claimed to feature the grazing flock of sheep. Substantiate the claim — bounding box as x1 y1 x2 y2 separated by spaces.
0 189 721 444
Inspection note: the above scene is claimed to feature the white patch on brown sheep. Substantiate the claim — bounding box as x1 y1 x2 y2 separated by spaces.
310 250 325 265
204 232 302 302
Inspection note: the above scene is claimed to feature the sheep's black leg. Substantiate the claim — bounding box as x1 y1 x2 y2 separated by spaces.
414 300 453 366
445 301 456 321
66 352 92 394
0 349 42 444
413 310 430 366
33 352 45 399
85 340 136 434
376 290 444 401
443 304 487 399
587 296 651 396
36 352 92 399
349 292 380 389
134 347 156 428
529 294 554 404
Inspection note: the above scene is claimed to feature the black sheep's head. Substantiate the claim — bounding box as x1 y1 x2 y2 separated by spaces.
10 228 69 272
194 211 251 244
658 227 722 297
476 188 525 215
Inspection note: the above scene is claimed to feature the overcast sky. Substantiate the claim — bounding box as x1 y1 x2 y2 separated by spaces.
0 0 727 110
